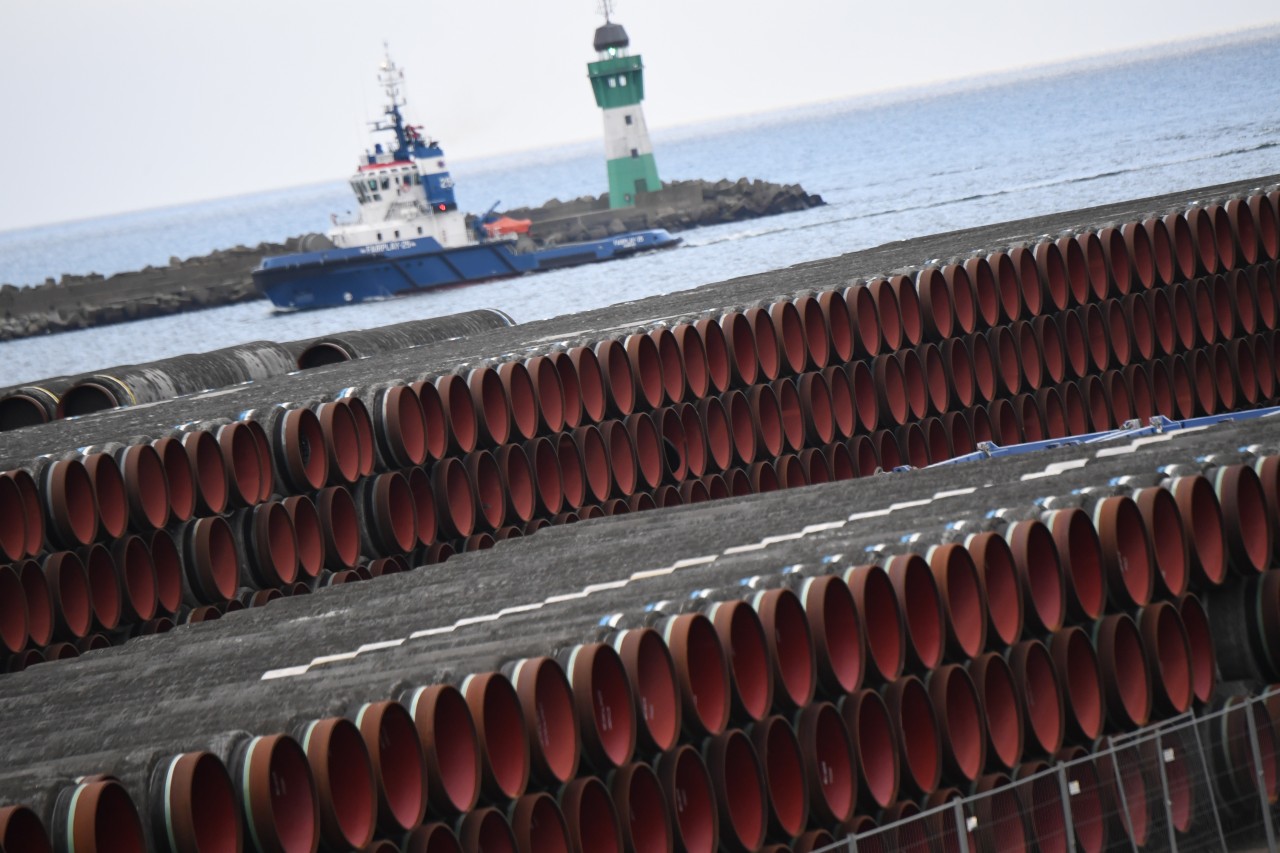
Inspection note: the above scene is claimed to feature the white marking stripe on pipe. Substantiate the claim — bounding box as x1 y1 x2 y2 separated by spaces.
630 566 676 580
848 508 892 521
584 580 629 593
672 555 717 569
933 487 977 499
455 613 501 627
889 499 933 510
802 521 846 534
545 591 590 603
762 532 805 545
1020 459 1089 480
261 665 311 680
1095 433 1174 457
499 603 543 615
722 542 769 554
357 639 404 654
311 651 359 666
409 626 456 639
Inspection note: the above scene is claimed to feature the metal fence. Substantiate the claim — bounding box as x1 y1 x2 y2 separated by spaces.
816 689 1280 853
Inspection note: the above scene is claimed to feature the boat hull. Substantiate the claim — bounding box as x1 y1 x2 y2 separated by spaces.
253 229 679 311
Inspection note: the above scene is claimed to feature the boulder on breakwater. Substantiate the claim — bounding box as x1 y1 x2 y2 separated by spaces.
0 177 822 342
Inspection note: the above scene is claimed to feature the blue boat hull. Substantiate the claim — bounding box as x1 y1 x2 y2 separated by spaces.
253 229 679 311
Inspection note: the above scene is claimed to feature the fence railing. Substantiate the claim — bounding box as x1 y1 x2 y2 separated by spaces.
816 688 1280 853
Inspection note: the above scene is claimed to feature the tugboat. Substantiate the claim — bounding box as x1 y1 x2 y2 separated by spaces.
252 51 679 311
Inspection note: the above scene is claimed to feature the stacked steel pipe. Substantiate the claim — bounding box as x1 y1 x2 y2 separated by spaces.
3 189 1280 852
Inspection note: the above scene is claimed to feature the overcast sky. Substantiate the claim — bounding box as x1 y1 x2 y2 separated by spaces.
1 0 1277 233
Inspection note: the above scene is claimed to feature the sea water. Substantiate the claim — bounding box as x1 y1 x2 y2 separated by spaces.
1 29 1278 387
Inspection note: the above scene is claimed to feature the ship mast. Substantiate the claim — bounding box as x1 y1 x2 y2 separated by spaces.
371 44 415 159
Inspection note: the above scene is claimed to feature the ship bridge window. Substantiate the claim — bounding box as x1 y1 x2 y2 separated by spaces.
367 179 377 191
381 178 390 190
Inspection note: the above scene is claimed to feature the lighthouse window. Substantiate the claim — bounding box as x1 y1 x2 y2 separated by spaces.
624 115 633 125
607 77 617 88
619 76 627 86
631 148 639 158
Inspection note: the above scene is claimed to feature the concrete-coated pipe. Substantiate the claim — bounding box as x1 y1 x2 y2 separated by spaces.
744 306 783 382
51 776 146 853
1207 202 1238 272
1035 240 1070 312
799 574 864 697
1214 463 1274 575
816 290 854 364
457 807 517 853
925 543 988 662
557 349 595 428
702 729 767 853
1211 694 1280 809
1005 519 1066 635
720 390 758 468
561 642 636 771
718 312 760 390
312 485 358 570
1176 592 1216 708
1085 494 1157 607
679 323 718 403
694 397 733 474
768 300 809 376
507 792 570 853
40 458 98 549
460 672 530 802
611 627 681 754
647 327 687 409
403 683 481 815
1006 639 1064 757
769 377 805 454
844 563 905 683
368 385 428 470
214 422 262 511
838 687 899 813
224 734 319 853
354 470 417 555
660 613 729 739
842 282 883 358
944 262 980 335
623 332 664 413
1093 741 1151 850
707 599 774 725
794 701 857 825
1122 220 1156 290
1249 195 1280 261
0 804 48 853
434 374 479 456
1041 508 1105 622
231 502 299 589
114 443 171 533
1048 626 1104 745
559 775 623 853
1091 613 1151 731
1136 600 1193 717
964 255 1001 330
889 274 925 347
1142 216 1176 289
747 714 809 840
312 401 360 487
986 250 1024 324
40 551 90 642
968 651 1024 772
1056 234 1088 307
505 656 579 787
895 348 929 422
467 366 512 448
1168 473 1229 588
294 717 377 851
751 587 816 711
352 700 427 835
884 554 945 673
608 762 673 853
745 384 784 460
1133 486 1189 599
5 469 42 559
1186 206 1221 277
916 266 955 341
654 744 718 853
882 674 942 796
926 663 986 785
178 516 238 605
866 278 904 352
1163 210 1198 281
1098 225 1132 297
109 533 158 623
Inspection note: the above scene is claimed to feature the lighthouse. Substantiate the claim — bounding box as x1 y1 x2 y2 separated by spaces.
587 5 661 209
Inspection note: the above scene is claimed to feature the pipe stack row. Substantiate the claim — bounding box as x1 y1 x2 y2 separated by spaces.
6 441 1280 853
